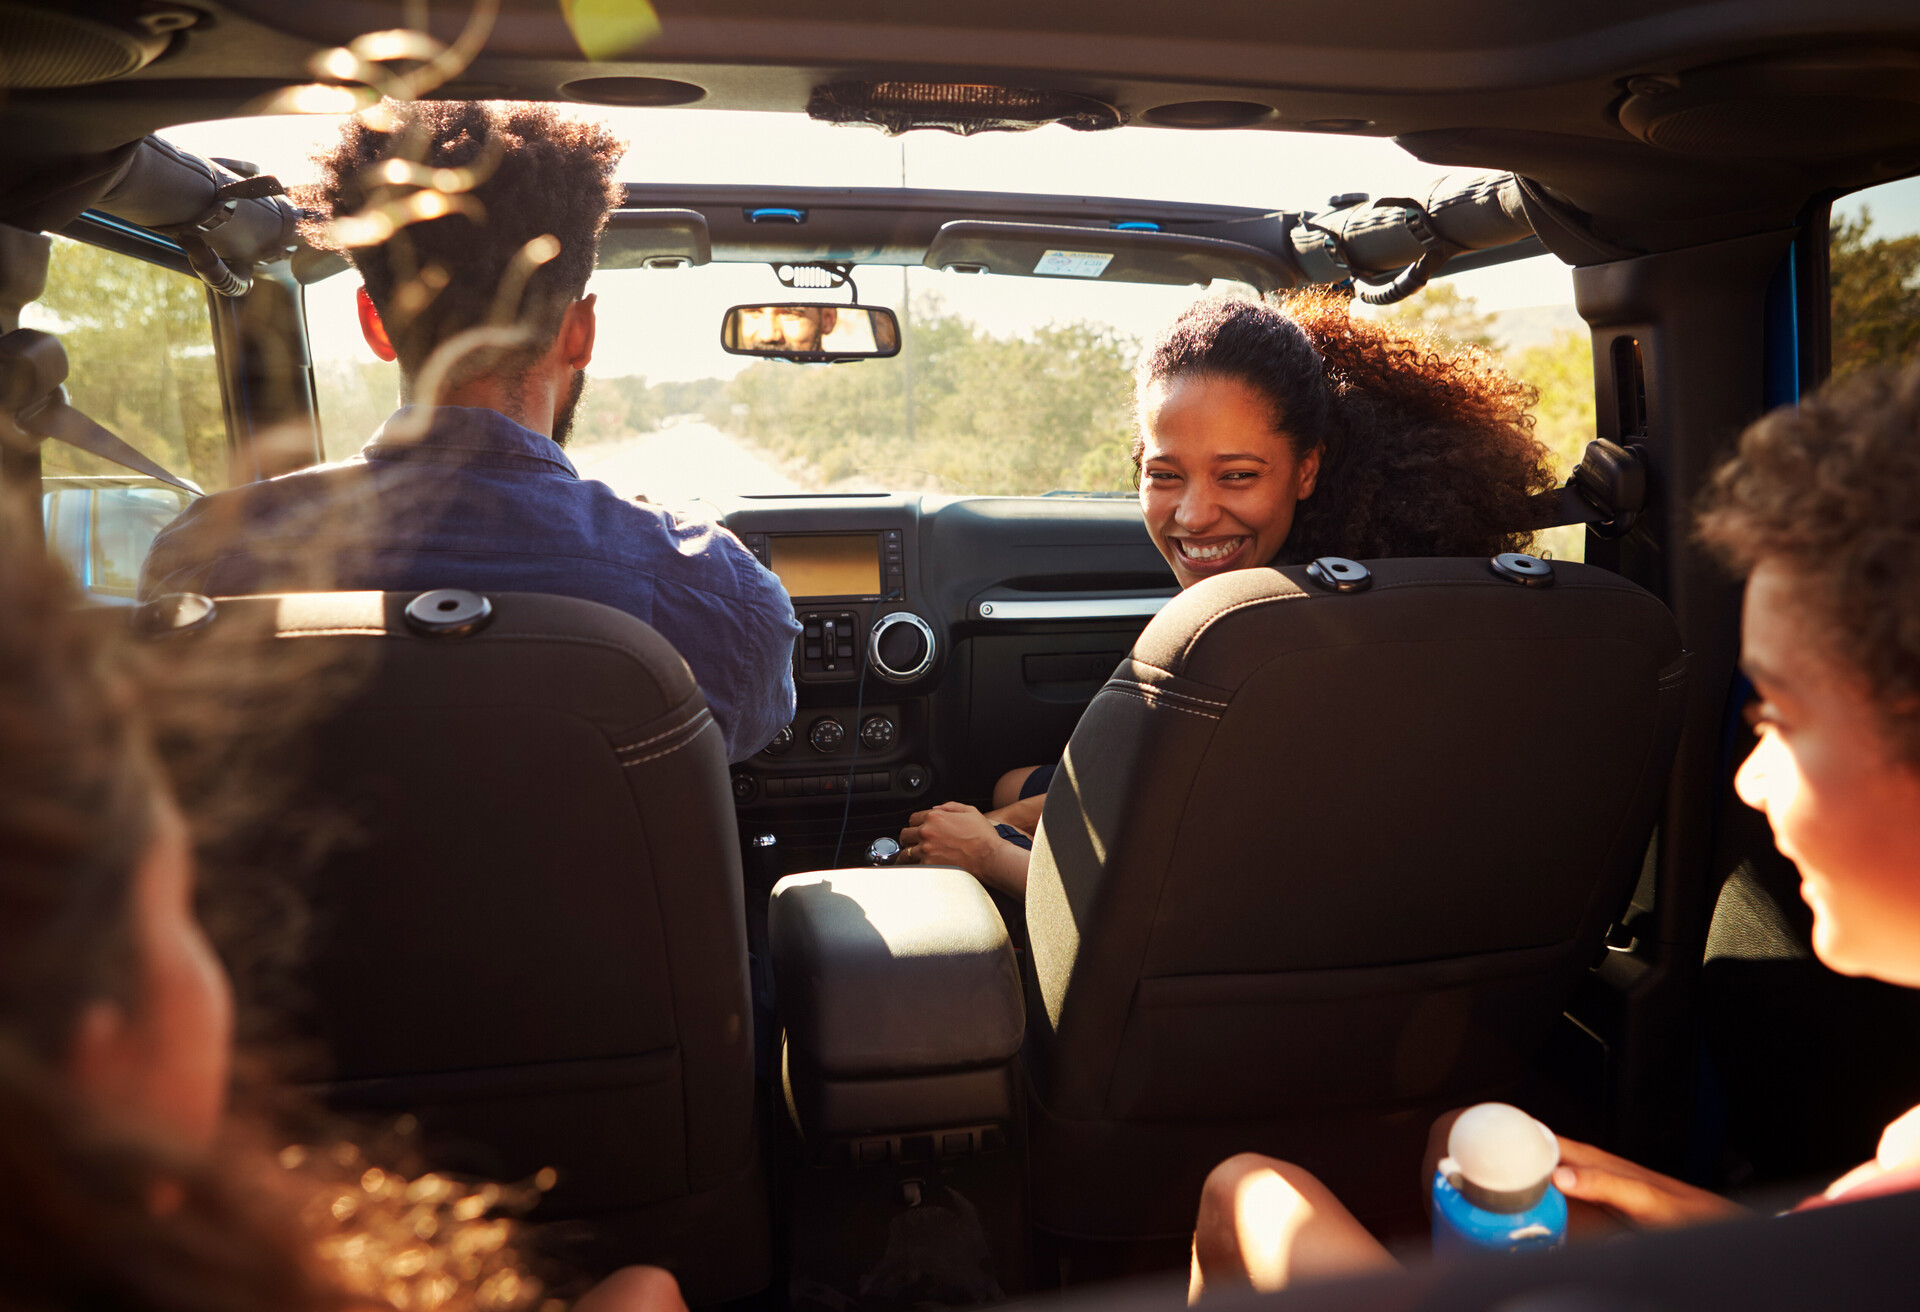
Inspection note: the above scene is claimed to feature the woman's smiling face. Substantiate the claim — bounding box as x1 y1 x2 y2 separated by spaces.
1138 373 1322 589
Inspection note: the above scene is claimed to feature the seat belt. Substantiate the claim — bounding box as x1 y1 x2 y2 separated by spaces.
0 327 202 496
1528 437 1648 537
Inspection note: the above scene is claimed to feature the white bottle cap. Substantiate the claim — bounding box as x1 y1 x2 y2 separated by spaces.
1445 1102 1560 1194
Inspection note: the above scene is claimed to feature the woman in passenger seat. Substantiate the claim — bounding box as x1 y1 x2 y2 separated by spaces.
0 535 683 1312
899 289 1553 893
1186 360 1920 1298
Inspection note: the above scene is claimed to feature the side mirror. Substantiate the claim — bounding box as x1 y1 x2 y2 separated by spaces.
721 303 901 361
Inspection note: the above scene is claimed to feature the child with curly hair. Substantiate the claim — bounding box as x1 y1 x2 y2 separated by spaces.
1186 359 1920 1297
0 530 684 1312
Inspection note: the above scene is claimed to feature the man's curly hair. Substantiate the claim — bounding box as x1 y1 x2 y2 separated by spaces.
1698 362 1920 762
1133 290 1554 563
309 101 624 380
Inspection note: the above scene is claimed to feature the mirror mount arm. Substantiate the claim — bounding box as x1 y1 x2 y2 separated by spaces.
772 261 858 303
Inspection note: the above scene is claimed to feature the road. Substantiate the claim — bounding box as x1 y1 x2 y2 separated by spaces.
570 419 805 503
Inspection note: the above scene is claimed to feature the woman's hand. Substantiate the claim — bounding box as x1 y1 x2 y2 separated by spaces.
1552 1137 1748 1230
899 802 1032 896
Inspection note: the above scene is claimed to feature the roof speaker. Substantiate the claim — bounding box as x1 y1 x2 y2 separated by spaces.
0 2 186 89
1618 50 1920 159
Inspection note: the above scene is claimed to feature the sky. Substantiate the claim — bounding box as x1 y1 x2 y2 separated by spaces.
161 108 1920 384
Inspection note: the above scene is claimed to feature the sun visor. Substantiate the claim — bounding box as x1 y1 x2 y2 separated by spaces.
597 208 713 270
922 221 1294 292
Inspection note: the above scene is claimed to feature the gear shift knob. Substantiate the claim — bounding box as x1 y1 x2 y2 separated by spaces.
866 835 901 867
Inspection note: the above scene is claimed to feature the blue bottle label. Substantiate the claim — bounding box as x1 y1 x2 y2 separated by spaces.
1431 1169 1568 1255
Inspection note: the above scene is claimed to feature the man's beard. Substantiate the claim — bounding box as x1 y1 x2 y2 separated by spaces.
551 370 587 447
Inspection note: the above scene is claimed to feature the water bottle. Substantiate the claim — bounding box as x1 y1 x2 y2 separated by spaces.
1430 1102 1568 1255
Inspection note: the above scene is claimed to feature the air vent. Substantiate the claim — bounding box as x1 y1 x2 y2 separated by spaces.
0 2 179 88
1618 51 1920 159
807 81 1124 136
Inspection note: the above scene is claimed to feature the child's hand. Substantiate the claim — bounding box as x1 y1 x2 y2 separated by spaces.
1552 1137 1748 1229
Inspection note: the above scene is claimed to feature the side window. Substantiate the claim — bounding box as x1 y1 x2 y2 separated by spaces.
1829 175 1920 379
20 234 225 598
24 236 228 491
91 486 196 596
306 270 402 463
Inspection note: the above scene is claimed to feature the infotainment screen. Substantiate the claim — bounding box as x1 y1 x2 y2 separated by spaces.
768 534 880 598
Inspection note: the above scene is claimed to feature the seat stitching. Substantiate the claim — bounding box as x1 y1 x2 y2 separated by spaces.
1102 679 1229 710
1099 684 1221 720
620 716 716 765
615 708 715 756
616 709 714 761
1177 590 1309 665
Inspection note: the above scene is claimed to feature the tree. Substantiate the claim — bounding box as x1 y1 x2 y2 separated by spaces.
720 294 1138 495
1829 208 1920 379
1509 328 1595 481
1381 282 1502 351
33 237 228 490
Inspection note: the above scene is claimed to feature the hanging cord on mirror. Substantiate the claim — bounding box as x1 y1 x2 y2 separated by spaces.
830 622 870 869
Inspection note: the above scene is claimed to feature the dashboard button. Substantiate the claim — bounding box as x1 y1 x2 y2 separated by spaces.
898 764 928 793
809 718 846 752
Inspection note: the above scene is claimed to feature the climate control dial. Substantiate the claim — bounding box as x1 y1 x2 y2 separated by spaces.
860 715 896 751
763 724 795 756
808 717 846 752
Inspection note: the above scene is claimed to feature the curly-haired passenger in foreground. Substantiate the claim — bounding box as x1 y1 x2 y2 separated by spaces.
0 530 684 1312
140 101 800 762
900 289 1555 893
1185 360 1920 1299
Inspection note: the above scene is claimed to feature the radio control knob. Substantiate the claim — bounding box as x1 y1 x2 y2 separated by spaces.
809 717 846 752
763 724 795 756
860 715 895 751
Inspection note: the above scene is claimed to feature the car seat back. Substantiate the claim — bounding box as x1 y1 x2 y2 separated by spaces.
1022 557 1686 1241
199 590 766 1302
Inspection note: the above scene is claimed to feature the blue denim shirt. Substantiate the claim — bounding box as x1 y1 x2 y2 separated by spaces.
141 406 801 762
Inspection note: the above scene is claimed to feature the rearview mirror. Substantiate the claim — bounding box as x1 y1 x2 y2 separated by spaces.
721 303 901 361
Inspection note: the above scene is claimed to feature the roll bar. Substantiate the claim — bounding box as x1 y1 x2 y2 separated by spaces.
1289 172 1537 304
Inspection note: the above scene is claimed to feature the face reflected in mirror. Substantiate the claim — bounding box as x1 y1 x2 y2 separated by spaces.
722 304 901 359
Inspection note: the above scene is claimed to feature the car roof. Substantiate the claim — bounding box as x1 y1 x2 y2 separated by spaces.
4 1 1918 261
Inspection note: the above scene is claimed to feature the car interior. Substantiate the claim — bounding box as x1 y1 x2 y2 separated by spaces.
4 2 1920 1308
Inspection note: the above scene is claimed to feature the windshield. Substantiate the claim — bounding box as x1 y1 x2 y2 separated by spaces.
161 110 1581 503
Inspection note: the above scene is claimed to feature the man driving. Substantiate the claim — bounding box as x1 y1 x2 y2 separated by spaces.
140 101 800 762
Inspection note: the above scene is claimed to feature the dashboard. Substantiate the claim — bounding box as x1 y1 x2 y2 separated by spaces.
715 494 1177 863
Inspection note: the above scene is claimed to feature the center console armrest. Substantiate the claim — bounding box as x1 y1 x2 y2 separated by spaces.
769 868 1025 1149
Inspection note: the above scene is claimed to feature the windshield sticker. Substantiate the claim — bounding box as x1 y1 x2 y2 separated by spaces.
1033 250 1114 278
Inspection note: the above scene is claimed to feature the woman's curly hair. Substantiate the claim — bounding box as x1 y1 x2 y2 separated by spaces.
307 101 625 380
1133 289 1554 563
1698 361 1920 764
